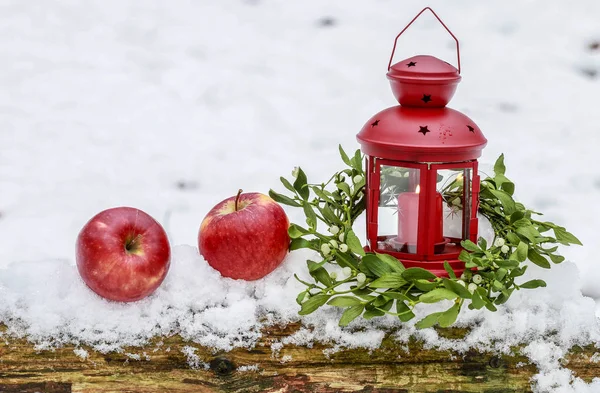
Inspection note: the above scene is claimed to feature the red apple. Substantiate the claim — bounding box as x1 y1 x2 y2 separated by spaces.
76 207 171 302
199 190 290 280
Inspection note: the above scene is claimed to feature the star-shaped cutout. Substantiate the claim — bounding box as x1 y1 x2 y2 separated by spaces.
467 125 475 133
407 61 417 67
371 120 380 127
418 126 430 135
421 94 432 104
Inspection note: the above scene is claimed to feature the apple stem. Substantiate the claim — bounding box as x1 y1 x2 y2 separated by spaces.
235 189 243 211
126 234 143 252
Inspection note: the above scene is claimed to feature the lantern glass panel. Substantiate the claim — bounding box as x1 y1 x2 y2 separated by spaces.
377 165 420 254
437 168 472 242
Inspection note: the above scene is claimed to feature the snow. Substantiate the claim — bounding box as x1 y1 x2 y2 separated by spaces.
0 0 599 391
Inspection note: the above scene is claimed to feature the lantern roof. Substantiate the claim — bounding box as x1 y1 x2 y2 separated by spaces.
387 55 461 86
356 106 487 162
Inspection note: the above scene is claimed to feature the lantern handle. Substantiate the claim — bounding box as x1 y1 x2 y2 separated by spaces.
387 7 461 74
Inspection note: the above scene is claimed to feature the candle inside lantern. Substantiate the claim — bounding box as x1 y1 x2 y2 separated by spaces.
397 185 444 250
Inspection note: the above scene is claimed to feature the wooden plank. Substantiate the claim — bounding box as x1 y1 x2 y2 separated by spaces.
0 323 598 392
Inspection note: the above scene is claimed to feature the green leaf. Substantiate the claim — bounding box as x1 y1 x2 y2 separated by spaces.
415 312 443 329
280 176 296 193
308 263 332 287
312 187 334 204
494 173 510 188
335 251 359 269
369 273 407 289
288 224 308 239
494 154 506 176
292 167 309 200
319 203 342 225
512 218 532 228
307 260 325 272
376 299 394 312
496 259 520 269
352 287 375 301
471 290 485 309
375 253 405 273
299 294 330 315
493 280 504 290
527 249 551 269
461 240 480 252
346 230 365 256
363 307 385 320
328 296 363 307
420 288 458 304
290 238 314 251
549 254 565 264
337 181 352 197
520 279 547 289
554 227 583 246
506 232 521 245
361 254 393 277
402 267 438 282
269 190 301 207
373 295 388 307
351 149 363 172
478 237 488 250
443 262 457 279
511 242 528 262
338 145 352 166
510 211 525 224
490 189 516 215
296 291 307 305
484 302 498 312
303 203 317 230
516 225 541 243
458 250 473 263
382 291 412 302
438 303 460 328
442 278 472 299
339 304 364 327
509 266 527 278
496 268 507 281
395 301 415 322
414 279 439 291
502 182 515 196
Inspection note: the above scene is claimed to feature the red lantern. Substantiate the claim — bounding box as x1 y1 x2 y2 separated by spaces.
356 8 487 277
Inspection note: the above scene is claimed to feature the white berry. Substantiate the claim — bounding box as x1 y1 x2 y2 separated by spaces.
357 273 366 284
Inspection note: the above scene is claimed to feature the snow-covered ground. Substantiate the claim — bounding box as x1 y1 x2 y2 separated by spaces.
1 1 599 391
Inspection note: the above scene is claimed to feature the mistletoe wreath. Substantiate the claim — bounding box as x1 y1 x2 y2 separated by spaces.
269 146 581 329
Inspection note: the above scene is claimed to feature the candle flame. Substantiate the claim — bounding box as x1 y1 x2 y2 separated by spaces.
415 185 421 194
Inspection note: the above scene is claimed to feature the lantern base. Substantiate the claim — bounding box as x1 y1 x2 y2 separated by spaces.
386 237 449 254
368 236 466 278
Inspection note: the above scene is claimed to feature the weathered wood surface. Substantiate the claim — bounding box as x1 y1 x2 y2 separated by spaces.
0 323 598 393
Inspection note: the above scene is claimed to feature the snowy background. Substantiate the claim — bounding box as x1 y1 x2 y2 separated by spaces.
1 0 599 391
